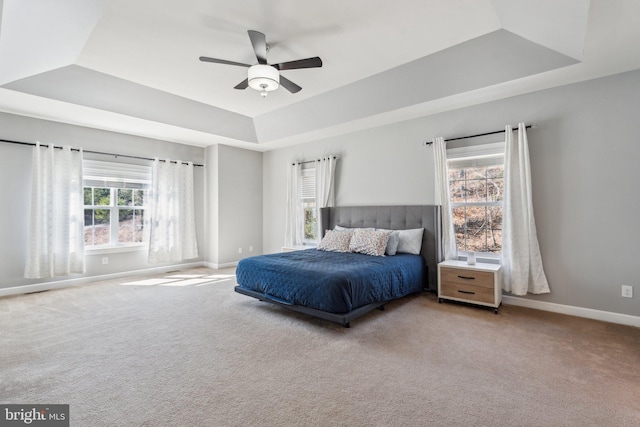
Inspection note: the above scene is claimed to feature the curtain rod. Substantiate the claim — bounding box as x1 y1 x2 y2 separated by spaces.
424 124 534 145
291 155 339 166
0 138 204 167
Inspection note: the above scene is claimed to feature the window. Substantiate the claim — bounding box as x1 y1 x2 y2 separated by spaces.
300 166 317 242
83 160 151 248
447 142 504 255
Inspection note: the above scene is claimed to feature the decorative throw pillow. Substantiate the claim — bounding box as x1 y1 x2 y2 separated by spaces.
349 228 392 257
317 229 353 252
376 229 400 255
396 228 424 255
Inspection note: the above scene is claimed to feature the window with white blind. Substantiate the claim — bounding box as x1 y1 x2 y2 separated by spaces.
447 142 504 256
83 160 151 249
299 166 317 243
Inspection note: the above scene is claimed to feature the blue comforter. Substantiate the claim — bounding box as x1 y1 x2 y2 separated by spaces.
235 249 425 314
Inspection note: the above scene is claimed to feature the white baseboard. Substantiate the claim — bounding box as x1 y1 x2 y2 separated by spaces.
204 261 238 269
502 295 640 328
0 261 205 298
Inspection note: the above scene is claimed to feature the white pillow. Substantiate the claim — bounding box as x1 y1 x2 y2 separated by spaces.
317 229 353 252
396 228 424 255
349 229 392 257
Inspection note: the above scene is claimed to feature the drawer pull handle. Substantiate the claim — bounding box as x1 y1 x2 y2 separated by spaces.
458 290 476 295
457 275 475 280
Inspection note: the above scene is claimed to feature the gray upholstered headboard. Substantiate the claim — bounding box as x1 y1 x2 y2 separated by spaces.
319 205 443 291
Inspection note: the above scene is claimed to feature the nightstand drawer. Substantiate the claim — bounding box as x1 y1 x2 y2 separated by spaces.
440 267 494 289
440 282 495 304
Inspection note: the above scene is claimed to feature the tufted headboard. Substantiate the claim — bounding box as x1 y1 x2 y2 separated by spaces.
319 205 443 291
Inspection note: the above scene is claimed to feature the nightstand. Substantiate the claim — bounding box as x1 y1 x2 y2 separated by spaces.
437 260 502 313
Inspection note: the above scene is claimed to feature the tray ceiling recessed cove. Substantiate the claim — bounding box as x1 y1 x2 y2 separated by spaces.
3 0 638 150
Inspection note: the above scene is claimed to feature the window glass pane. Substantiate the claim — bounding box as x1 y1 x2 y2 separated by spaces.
487 166 503 179
449 178 466 203
303 204 317 241
466 228 488 253
466 204 488 252
488 206 502 230
118 209 133 243
465 167 486 181
449 168 464 182
464 178 487 202
487 178 503 202
94 209 110 245
84 209 94 245
117 189 132 206
133 190 146 206
452 206 466 231
134 209 145 242
84 188 92 205
465 206 486 229
94 188 111 206
455 232 466 252
488 230 502 253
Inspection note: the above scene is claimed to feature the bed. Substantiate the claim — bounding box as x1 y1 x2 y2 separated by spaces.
234 205 443 327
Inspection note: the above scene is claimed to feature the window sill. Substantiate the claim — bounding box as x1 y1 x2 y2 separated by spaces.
85 244 147 255
459 253 501 265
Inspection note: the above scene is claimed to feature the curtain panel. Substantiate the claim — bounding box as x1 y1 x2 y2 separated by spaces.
284 162 303 247
501 123 550 295
315 156 337 238
147 159 198 264
433 137 457 261
24 143 85 278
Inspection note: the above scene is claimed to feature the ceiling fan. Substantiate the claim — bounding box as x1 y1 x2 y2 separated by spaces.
199 30 323 97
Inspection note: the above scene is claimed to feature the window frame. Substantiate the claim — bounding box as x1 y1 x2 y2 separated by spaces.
83 160 151 253
447 141 505 260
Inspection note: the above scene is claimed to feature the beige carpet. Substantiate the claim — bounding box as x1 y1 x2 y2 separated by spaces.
1 267 639 427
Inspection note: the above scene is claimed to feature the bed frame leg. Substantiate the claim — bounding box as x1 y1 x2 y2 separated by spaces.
343 322 350 328
377 305 385 311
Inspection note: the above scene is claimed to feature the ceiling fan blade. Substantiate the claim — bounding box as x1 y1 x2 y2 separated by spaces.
248 30 268 64
234 78 249 90
199 56 251 67
274 57 323 71
279 76 302 93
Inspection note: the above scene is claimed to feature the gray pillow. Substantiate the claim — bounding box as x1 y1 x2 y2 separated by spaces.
376 229 400 255
396 228 424 255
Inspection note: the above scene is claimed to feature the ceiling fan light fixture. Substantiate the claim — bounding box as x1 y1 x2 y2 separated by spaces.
248 64 279 96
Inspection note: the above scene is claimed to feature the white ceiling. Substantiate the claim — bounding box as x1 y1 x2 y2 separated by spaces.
1 0 639 151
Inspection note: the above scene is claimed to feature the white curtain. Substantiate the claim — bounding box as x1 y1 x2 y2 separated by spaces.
147 159 198 264
315 156 337 237
433 137 457 260
501 123 550 295
284 162 303 247
25 143 85 278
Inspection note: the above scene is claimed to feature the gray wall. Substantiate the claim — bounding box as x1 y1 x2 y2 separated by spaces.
263 69 640 317
205 144 263 266
0 113 206 290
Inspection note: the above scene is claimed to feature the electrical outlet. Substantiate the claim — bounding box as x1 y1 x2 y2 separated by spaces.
621 285 633 298
249 246 253 252
102 257 108 265
238 247 243 254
